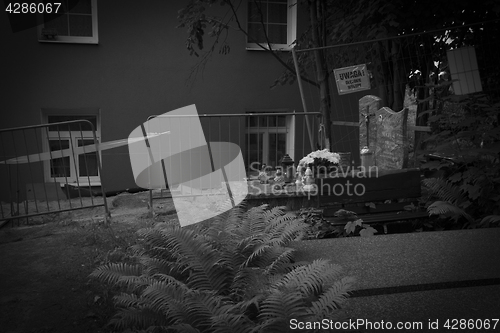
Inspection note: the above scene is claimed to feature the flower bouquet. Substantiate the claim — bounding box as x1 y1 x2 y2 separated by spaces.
298 149 341 177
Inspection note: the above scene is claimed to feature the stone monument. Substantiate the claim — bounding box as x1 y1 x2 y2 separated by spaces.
374 106 409 169
359 95 409 170
359 95 381 153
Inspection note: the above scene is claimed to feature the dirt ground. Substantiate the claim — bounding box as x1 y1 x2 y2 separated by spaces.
0 192 177 333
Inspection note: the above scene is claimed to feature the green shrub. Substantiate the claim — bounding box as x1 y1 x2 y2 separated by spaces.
91 204 355 332
299 208 377 238
420 93 500 227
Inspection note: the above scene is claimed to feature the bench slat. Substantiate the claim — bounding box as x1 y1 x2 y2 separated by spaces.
323 201 420 217
316 168 426 228
325 211 429 225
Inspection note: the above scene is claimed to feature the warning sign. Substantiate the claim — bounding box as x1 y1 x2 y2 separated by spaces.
333 64 371 95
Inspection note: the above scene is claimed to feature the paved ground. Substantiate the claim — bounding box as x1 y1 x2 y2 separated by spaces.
2 192 499 332
0 192 173 333
292 228 500 332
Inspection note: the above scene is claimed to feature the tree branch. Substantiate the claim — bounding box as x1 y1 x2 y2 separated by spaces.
181 0 319 88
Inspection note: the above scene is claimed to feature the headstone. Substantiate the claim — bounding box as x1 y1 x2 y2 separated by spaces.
374 107 409 169
359 95 381 153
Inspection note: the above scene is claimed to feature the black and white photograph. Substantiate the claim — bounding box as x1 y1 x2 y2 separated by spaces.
1 0 499 332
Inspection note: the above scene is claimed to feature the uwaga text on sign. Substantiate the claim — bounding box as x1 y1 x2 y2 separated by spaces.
334 64 371 95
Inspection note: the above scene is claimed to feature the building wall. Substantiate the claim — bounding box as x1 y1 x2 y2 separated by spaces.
0 0 319 198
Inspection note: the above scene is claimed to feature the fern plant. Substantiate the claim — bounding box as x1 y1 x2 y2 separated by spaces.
420 93 500 228
91 204 355 332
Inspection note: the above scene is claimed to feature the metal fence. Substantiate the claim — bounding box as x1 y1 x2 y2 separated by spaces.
293 20 500 166
0 120 110 228
143 111 321 213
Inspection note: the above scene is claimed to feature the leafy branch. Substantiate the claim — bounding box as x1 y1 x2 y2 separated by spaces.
177 0 318 87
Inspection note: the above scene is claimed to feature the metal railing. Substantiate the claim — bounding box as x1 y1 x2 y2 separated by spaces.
142 111 322 214
0 120 110 228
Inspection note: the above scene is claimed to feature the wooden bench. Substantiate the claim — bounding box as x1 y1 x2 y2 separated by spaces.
315 168 429 232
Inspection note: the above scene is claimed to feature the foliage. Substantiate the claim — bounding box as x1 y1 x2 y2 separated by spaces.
299 208 377 238
176 0 313 86
298 208 342 239
325 0 500 111
335 210 377 237
479 215 500 227
421 93 500 227
91 204 355 332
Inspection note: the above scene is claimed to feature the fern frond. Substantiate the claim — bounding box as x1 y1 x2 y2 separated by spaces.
211 313 256 333
423 178 468 205
267 219 308 246
218 203 247 234
163 323 201 333
229 267 268 301
235 206 267 239
265 247 296 275
427 200 473 222
90 263 142 288
272 259 340 297
242 245 288 269
266 211 298 233
259 290 307 319
240 240 272 268
95 201 357 333
139 280 194 326
156 227 232 293
306 276 356 320
108 307 170 331
263 205 286 222
140 257 175 276
150 273 190 291
257 290 307 330
479 215 500 227
113 292 143 309
185 291 245 331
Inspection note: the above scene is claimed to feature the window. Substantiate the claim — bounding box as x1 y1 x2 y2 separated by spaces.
246 0 297 50
38 0 98 44
42 111 101 185
246 111 295 169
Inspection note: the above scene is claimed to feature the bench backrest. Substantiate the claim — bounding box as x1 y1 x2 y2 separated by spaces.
316 168 421 207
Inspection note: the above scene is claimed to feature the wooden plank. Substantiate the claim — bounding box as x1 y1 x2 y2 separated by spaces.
318 189 421 206
324 211 429 225
331 121 359 127
323 201 420 217
408 125 431 132
361 211 429 223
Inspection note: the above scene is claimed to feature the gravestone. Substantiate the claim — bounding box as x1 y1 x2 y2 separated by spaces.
359 95 409 170
359 95 381 153
374 106 409 169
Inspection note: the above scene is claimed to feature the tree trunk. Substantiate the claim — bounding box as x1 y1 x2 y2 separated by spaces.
309 0 332 151
391 39 405 111
375 41 390 108
415 53 433 151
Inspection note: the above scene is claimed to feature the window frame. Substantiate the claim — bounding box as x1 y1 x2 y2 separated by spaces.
245 109 295 169
41 109 102 186
246 0 297 51
37 0 98 44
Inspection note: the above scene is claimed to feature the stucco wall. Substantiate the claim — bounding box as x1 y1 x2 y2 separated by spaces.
1 0 319 196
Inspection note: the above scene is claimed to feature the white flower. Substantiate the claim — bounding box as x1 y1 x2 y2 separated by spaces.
299 156 314 165
300 149 341 166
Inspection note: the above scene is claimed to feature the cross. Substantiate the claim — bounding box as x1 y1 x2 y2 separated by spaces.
360 106 375 147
